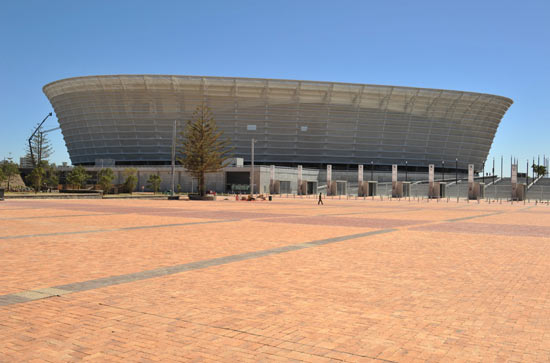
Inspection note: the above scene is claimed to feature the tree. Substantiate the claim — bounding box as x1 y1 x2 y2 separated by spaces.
26 166 45 193
41 161 58 190
531 164 547 178
178 105 232 196
26 124 54 167
123 168 138 193
97 168 115 193
147 174 162 193
67 166 89 189
1 161 19 191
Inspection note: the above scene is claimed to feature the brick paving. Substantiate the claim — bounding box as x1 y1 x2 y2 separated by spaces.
1 198 550 361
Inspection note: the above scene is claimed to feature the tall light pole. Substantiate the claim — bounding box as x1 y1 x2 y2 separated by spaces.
170 120 177 196
442 160 445 181
247 125 257 195
455 158 460 203
371 161 374 181
492 157 495 186
250 138 255 195
455 158 458 185
525 159 529 186
405 160 408 181
28 112 53 167
531 156 535 180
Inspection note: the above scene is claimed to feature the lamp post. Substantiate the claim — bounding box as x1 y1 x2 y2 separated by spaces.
455 158 460 203
455 158 458 185
371 161 374 181
482 161 485 184
525 159 529 186
533 157 535 180
442 160 445 181
250 138 255 195
405 161 408 181
170 120 176 197
247 125 257 195
492 157 495 186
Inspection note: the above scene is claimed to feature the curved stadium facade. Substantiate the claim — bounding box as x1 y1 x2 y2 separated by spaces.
43 75 513 171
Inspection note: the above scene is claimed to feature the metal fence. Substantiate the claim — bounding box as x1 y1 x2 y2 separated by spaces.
274 178 550 202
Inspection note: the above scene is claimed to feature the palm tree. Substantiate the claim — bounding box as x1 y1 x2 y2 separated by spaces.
531 164 547 178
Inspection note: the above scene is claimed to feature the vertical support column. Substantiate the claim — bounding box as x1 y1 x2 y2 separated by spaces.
327 164 332 196
391 164 398 197
428 164 435 198
467 164 475 199
358 164 363 196
297 165 303 195
269 165 275 194
511 164 520 200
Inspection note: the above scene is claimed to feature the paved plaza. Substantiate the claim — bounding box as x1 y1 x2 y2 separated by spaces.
1 197 550 362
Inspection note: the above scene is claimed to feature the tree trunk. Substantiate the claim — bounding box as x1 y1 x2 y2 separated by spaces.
199 173 206 196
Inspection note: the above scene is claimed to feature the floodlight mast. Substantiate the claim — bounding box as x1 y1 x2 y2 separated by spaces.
171 120 176 196
28 112 53 167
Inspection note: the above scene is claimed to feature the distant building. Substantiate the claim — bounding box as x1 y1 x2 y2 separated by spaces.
19 156 33 169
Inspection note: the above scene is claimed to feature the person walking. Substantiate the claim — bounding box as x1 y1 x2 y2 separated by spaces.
318 192 324 205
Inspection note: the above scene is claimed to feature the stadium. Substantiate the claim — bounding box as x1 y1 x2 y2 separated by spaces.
43 75 512 169
42 75 513 194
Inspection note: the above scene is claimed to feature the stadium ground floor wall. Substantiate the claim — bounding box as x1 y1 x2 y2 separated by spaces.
75 165 470 195
77 166 319 194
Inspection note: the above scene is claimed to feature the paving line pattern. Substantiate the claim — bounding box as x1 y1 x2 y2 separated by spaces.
0 213 117 220
0 219 238 240
0 205 514 307
0 229 396 306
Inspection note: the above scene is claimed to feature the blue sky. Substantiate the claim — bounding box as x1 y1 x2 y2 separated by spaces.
1 0 548 175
